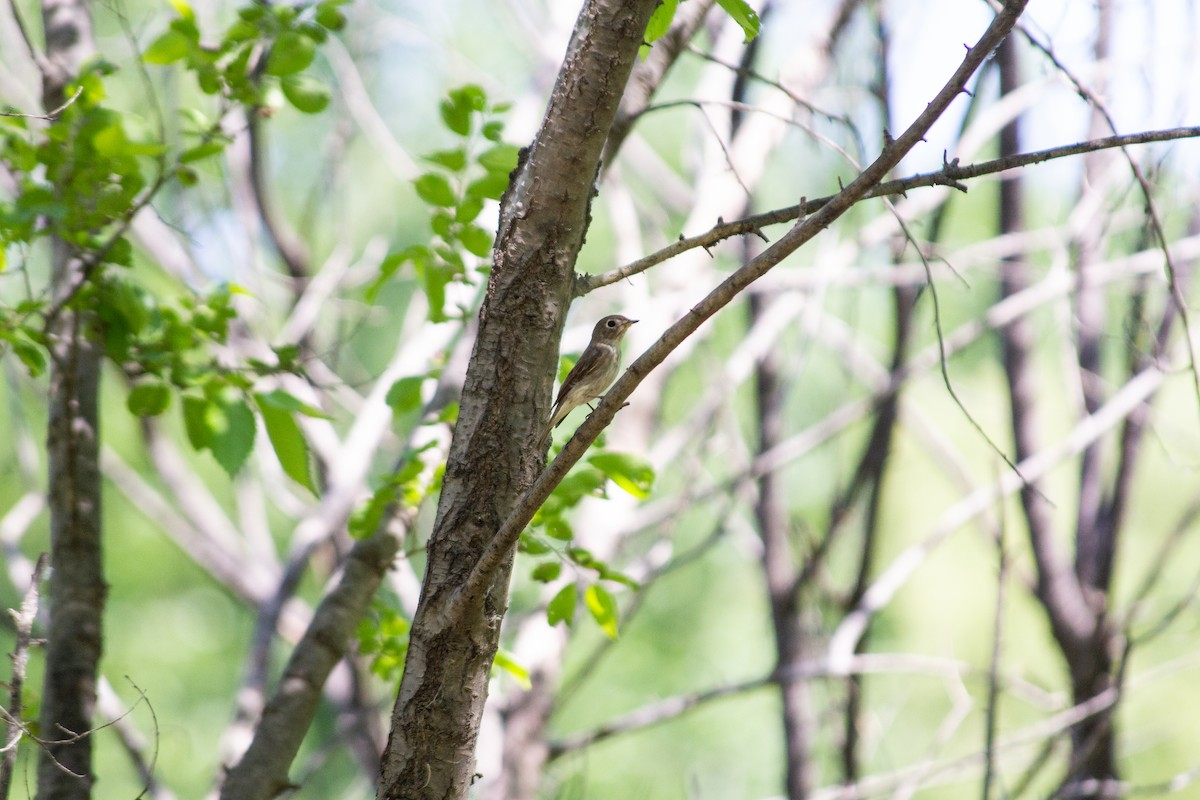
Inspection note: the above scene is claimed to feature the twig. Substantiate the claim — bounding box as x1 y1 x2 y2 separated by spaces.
578 125 1200 294
981 498 1008 800
0 554 48 800
0 86 83 119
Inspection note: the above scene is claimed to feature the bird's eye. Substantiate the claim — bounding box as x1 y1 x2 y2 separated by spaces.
607 319 617 327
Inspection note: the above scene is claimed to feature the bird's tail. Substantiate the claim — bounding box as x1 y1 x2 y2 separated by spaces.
537 403 568 450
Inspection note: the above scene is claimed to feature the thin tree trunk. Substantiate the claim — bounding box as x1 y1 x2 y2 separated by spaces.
376 1 659 797
750 293 814 799
38 1 104 797
997 35 1117 798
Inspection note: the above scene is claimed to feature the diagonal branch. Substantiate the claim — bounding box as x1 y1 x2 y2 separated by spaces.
448 0 1034 629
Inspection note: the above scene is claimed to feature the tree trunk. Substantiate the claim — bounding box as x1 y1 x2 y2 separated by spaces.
376 1 659 797
997 34 1118 799
38 2 104 798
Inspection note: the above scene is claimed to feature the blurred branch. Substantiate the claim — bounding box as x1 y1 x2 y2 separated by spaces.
1010 7 1200 432
828 364 1166 667
0 554 48 800
245 112 311 291
550 650 1061 760
600 0 715 170
579 125 1200 294
218 529 403 800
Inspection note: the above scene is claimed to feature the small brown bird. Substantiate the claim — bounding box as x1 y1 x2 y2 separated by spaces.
540 314 637 447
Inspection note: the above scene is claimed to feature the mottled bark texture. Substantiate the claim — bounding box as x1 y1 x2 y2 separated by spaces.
376 1 660 798
38 2 104 798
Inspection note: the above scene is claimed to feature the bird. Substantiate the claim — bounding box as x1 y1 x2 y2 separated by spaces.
539 314 637 448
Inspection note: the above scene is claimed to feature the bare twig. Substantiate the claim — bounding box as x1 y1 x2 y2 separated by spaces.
0 554 48 800
579 126 1200 294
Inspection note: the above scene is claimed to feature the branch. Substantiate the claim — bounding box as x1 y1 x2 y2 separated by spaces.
0 554 48 800
827 365 1165 667
447 0 1034 628
578 125 1200 293
217 530 401 800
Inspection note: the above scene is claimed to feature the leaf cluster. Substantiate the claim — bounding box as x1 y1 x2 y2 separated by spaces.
520 451 656 639
366 85 520 321
143 0 348 115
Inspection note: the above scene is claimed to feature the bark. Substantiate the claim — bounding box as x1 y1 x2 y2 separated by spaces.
37 1 104 798
376 1 660 798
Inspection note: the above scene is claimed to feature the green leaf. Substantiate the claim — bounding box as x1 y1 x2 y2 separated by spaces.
349 483 398 539
644 0 679 44
128 382 172 417
413 173 456 207
430 212 454 241
439 85 487 136
315 4 347 31
143 29 192 64
255 388 331 419
544 517 573 542
267 31 317 76
715 0 761 42
169 0 195 21
182 395 212 450
455 196 484 223
465 172 510 201
567 547 596 568
546 584 576 627
105 278 150 334
104 236 133 267
419 262 451 323
386 376 425 413
281 74 331 113
492 650 530 689
588 452 656 499
256 393 315 491
459 225 493 258
584 584 619 638
11 337 46 377
598 564 641 591
518 532 551 555
209 394 256 477
552 467 608 507
180 140 227 163
477 143 520 173
531 562 562 583
423 148 467 172
481 120 505 142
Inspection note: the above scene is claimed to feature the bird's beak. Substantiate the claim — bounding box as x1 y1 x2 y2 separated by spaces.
625 319 638 327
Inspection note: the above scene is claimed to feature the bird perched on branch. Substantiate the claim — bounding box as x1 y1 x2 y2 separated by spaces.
539 314 637 448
